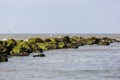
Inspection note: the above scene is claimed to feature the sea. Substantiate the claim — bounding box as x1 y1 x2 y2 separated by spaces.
0 34 120 80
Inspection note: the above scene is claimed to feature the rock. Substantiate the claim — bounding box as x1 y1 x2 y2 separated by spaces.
0 53 8 62
38 42 57 50
30 43 43 53
5 39 16 55
112 39 120 42
45 38 57 43
98 41 110 45
66 43 79 49
101 37 113 43
28 37 44 44
33 53 45 57
44 42 57 50
10 42 32 56
57 42 66 49
37 43 48 51
86 37 100 45
16 40 24 44
58 36 71 43
0 49 8 62
70 36 85 46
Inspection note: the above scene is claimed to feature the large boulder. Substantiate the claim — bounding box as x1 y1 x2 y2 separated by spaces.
16 40 24 44
10 42 32 56
37 43 48 51
5 39 16 54
30 43 43 53
28 38 44 44
0 41 7 48
66 43 79 49
98 40 110 45
0 48 8 62
98 37 114 45
57 42 66 49
70 36 85 46
0 53 8 62
86 37 100 45
44 42 57 50
58 36 71 43
37 42 57 50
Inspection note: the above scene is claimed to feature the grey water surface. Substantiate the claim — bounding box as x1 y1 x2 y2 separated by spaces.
0 42 120 80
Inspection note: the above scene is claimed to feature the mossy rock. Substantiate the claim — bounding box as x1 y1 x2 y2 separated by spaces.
16 40 24 44
101 37 113 43
31 43 43 53
44 38 57 43
70 36 80 43
45 42 57 50
0 41 10 56
57 42 66 49
10 42 32 56
0 53 8 62
66 43 79 49
86 37 100 45
0 41 7 47
6 39 16 47
98 41 110 45
28 38 44 44
0 48 8 62
5 39 16 53
57 36 71 43
37 42 57 50
70 36 85 46
37 43 48 51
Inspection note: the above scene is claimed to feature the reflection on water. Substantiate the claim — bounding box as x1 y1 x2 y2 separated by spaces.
0 43 120 80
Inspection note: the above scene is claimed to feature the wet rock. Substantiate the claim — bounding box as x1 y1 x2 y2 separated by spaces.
66 43 79 49
28 37 44 44
112 39 120 42
58 36 71 43
10 42 32 56
33 53 45 57
44 42 57 50
5 39 16 55
37 43 48 51
70 36 85 46
16 40 24 44
0 53 8 62
101 37 113 43
57 42 66 49
30 43 43 53
45 38 57 43
98 40 110 45
0 49 8 62
86 37 100 45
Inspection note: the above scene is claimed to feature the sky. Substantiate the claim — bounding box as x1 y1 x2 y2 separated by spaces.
0 0 120 33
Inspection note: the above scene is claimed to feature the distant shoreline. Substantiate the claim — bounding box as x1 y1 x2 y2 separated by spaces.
0 33 120 40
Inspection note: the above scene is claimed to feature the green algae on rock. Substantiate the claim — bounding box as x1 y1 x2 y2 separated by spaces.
0 35 120 62
10 42 32 56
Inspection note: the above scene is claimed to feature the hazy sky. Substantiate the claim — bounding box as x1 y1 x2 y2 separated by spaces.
0 0 120 33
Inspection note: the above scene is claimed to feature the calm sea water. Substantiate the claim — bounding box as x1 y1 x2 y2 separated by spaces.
0 42 120 80
0 34 120 80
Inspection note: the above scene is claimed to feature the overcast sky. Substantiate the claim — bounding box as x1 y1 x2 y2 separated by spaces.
0 0 120 33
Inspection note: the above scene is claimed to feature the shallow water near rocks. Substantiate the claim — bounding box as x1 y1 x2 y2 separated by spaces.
0 43 120 80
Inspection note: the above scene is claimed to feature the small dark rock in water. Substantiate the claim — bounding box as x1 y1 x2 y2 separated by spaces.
0 53 8 62
33 54 46 57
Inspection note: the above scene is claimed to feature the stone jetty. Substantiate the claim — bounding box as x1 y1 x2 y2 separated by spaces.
0 36 119 62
